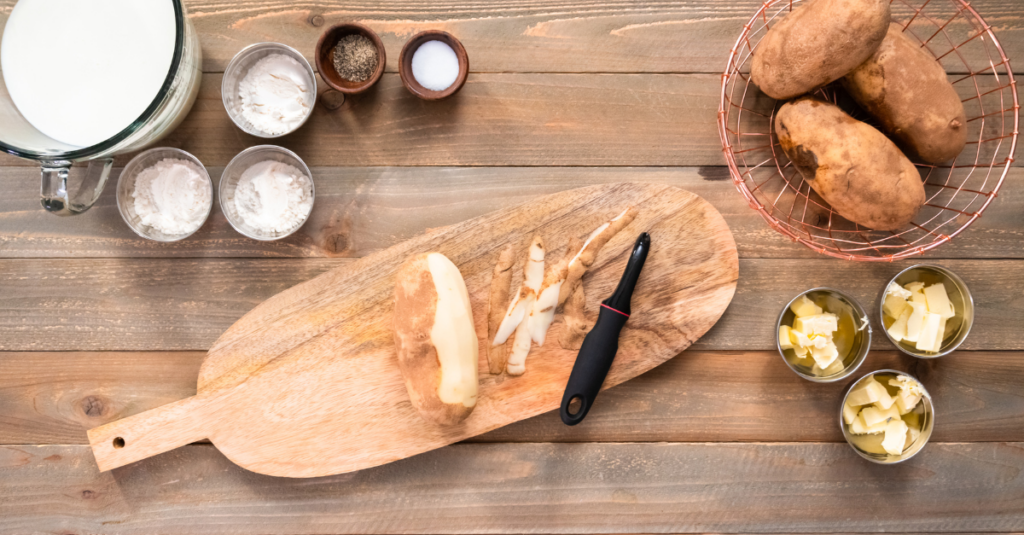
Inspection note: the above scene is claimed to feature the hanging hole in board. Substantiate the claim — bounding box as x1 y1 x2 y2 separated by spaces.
567 395 583 416
112 437 125 449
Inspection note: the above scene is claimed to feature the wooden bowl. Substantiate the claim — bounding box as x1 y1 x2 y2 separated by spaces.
315 23 386 95
398 31 469 100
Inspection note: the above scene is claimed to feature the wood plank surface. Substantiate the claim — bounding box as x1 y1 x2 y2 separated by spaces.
2 350 1021 446
0 72 1016 169
0 258 1018 352
2 442 1023 534
0 0 1012 74
1 166 1022 260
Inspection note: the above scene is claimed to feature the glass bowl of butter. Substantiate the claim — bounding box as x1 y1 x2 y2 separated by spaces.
776 288 871 383
841 370 934 464
880 264 974 359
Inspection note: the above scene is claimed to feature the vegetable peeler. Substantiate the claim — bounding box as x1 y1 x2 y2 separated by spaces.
560 232 650 425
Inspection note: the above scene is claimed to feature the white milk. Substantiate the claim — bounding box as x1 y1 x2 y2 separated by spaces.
1 0 177 147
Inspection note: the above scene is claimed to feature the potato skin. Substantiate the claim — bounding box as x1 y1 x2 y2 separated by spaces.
393 253 476 426
751 0 890 100
843 23 967 164
775 97 925 231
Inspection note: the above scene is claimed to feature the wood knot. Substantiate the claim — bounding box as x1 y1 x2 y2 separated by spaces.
321 90 346 111
81 490 98 500
79 395 110 419
309 14 325 27
323 232 349 255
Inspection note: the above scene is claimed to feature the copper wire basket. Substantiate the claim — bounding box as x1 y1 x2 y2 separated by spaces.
719 0 1018 261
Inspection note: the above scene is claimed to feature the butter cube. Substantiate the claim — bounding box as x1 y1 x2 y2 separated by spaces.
895 391 922 415
779 325 794 349
882 419 909 455
847 377 893 408
842 402 861 425
790 328 813 348
790 295 823 318
904 302 927 343
886 282 912 300
810 340 839 368
910 289 927 307
850 413 887 435
924 283 955 319
882 294 910 319
794 313 838 337
905 281 925 293
915 313 942 352
861 404 901 427
886 307 912 342
792 344 809 359
813 358 844 377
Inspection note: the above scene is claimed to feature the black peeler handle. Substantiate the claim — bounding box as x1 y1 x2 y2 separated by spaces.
560 232 650 425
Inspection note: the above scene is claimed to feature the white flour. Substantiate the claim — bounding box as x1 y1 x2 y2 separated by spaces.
233 160 313 235
238 54 313 135
132 158 211 236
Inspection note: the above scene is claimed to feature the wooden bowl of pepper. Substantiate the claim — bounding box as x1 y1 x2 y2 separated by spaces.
315 23 386 95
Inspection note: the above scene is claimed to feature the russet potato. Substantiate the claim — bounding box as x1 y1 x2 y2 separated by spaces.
751 0 890 100
393 252 479 425
775 97 925 231
843 23 967 164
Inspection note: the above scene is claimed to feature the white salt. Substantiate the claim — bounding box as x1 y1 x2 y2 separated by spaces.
411 40 460 92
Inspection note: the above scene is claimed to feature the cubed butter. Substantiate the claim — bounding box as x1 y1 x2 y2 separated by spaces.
882 419 910 455
887 307 912 343
813 358 844 377
779 325 794 349
810 340 839 368
790 329 813 348
843 402 861 425
923 282 955 320
910 289 927 307
847 377 893 408
882 294 910 319
790 295 823 318
850 413 888 435
905 282 925 293
794 313 838 337
886 282 913 300
904 302 927 343
915 313 942 352
792 344 809 359
861 404 901 427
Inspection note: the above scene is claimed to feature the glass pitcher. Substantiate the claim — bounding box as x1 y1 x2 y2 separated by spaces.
0 0 202 215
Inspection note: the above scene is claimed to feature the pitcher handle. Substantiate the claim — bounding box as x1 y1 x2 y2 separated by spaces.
40 158 114 216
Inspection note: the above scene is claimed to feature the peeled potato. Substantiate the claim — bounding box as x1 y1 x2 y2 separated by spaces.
393 252 479 425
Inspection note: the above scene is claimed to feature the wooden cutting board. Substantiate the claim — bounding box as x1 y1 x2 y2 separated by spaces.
88 183 738 477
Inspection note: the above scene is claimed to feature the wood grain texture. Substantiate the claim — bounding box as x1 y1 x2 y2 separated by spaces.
0 0 1011 74
3 442 1024 533
3 350 1022 445
1 166 1022 259
1 72 1015 170
86 183 738 476
0 258 1018 352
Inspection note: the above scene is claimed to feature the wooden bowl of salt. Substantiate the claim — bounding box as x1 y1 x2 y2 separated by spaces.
398 31 469 100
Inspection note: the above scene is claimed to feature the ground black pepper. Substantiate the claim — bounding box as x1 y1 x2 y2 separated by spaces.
332 34 379 83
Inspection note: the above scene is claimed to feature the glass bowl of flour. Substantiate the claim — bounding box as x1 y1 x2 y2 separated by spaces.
222 42 316 138
220 145 315 240
116 148 214 241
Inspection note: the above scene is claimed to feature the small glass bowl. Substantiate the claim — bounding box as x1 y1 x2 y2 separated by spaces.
776 287 871 383
116 148 213 242
880 264 974 359
219 145 315 241
841 369 934 464
222 42 316 138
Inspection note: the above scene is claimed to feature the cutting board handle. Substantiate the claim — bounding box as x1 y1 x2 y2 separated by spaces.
87 394 216 472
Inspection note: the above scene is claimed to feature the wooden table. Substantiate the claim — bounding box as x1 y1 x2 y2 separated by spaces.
1 0 1023 533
